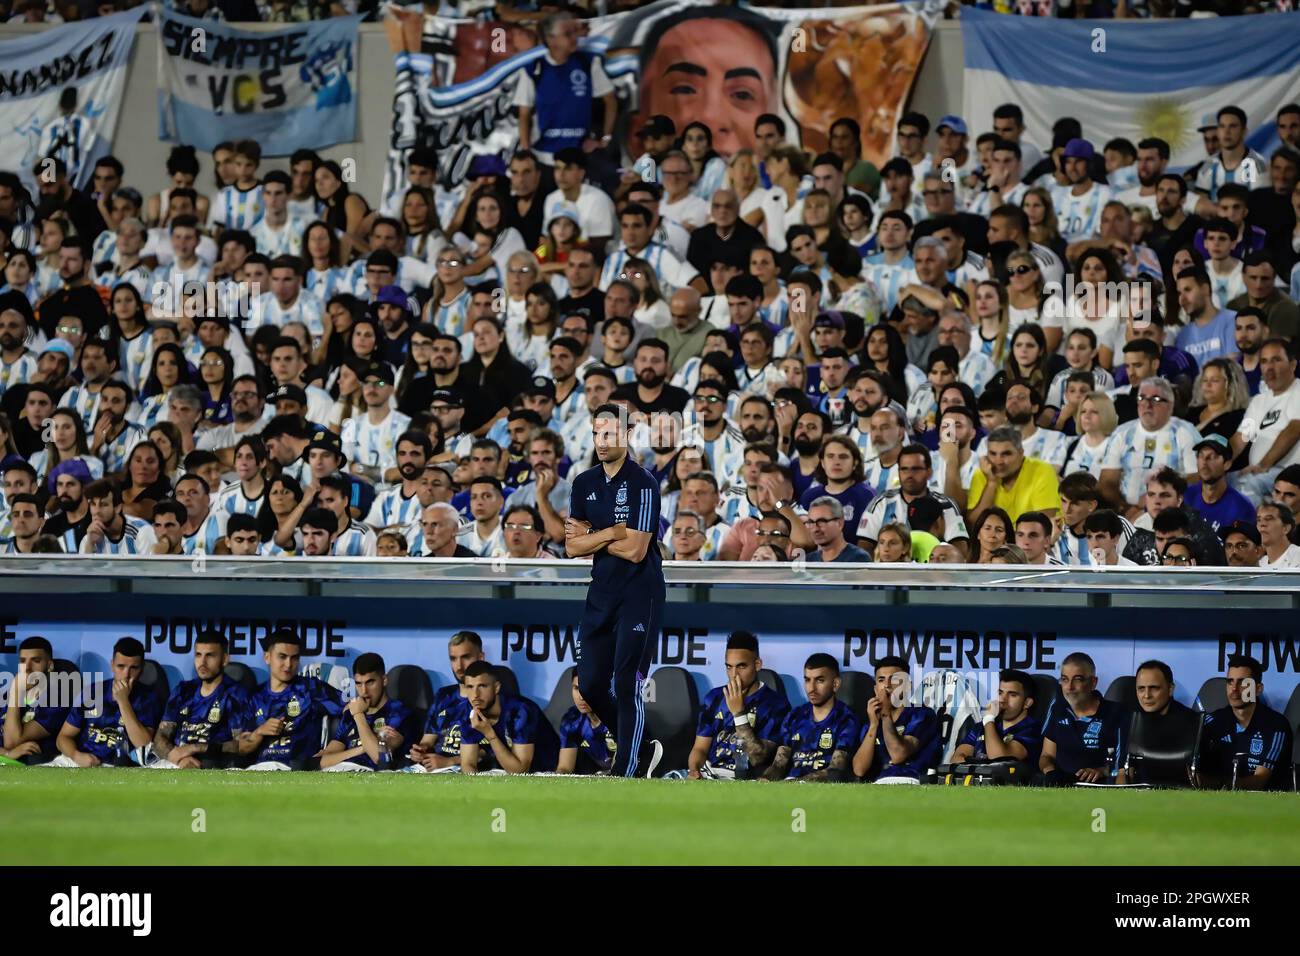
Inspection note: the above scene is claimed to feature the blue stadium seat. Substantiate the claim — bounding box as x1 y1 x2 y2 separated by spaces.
758 668 788 706
138 660 170 709
645 666 699 777
387 664 434 752
1194 677 1227 713
543 665 577 737
526 698 561 773
223 662 257 692
52 658 77 675
493 665 521 700
1104 676 1136 707
1029 673 1059 722
836 670 873 718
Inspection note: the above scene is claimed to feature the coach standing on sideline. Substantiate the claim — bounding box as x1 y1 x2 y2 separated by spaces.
565 404 664 777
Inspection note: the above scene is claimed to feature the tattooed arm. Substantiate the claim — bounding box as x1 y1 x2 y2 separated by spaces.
761 745 792 781
801 749 849 783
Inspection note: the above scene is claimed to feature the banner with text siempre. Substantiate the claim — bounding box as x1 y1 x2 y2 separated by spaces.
3 595 1298 713
0 7 146 195
380 0 936 215
156 11 360 155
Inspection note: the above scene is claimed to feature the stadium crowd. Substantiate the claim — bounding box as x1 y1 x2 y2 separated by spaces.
3 628 1294 788
5 10 1300 573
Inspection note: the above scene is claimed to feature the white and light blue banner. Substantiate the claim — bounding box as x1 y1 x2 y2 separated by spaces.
157 11 360 155
961 9 1300 171
0 7 146 194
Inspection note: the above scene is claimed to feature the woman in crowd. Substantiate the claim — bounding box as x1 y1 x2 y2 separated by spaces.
971 507 1014 563
121 440 173 521
1062 391 1120 478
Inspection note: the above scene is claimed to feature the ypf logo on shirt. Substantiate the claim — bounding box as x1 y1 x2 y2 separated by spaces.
569 68 588 96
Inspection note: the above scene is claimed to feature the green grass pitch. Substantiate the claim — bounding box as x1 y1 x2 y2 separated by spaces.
2 768 1298 865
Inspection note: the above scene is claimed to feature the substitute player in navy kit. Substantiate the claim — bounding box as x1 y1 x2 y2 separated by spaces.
565 404 665 778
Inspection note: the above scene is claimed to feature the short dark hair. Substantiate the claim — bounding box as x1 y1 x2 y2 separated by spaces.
1136 660 1174 685
1015 511 1053 536
726 630 760 655
1149 466 1187 497
19 636 53 656
875 654 908 673
354 652 386 678
1226 654 1263 684
804 652 839 675
300 507 338 535
263 627 302 653
1083 510 1122 537
463 660 497 681
195 629 229 652
755 113 785 135
1000 668 1035 700
112 637 145 660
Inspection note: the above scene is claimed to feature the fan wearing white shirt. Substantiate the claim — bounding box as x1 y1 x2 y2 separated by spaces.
458 476 506 557
247 256 325 341
1083 509 1139 567
149 215 210 317
1194 106 1270 202
365 430 434 530
542 147 616 248
1228 338 1300 504
267 337 334 427
315 476 378 557
343 363 412 485
249 171 304 259
967 139 1029 220
1256 500 1300 568
1101 377 1201 515
345 219 435 295
658 150 711 232
1050 139 1114 243
78 479 157 556
599 203 703 295
1201 218 1246 306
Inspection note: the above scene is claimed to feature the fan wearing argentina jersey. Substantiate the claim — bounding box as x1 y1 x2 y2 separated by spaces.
986 204 1066 287
932 406 980 508
315 475 378 557
1050 139 1113 243
985 382 1071 473
149 501 189 556
59 340 119 432
149 216 211 306
932 217 988 291
1040 652 1127 785
1 637 70 764
42 463 93 554
1054 472 1157 566
241 629 344 771
1197 655 1294 791
762 654 858 782
950 669 1042 766
680 380 746 481
458 476 506 558
77 479 157 556
1195 107 1270 202
557 672 617 775
214 436 270 519
0 494 44 555
458 661 537 775
683 631 789 779
247 257 325 341
863 211 918 314
366 431 433 529
320 653 411 772
838 369 889 459
408 632 484 772
856 444 968 556
424 246 473 338
147 631 251 769
1100 377 1199 513
249 172 304 258
717 443 774 525
852 658 940 784
662 472 729 560
172 473 227 554
600 204 701 294
861 406 907 497
54 638 161 768
749 246 789 329
210 140 265 233
566 404 667 778
967 139 1029 219
343 362 410 485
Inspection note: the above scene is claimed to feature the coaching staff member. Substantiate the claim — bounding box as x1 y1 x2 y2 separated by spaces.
565 404 665 777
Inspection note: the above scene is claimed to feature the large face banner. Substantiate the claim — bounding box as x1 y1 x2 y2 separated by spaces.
380 0 935 211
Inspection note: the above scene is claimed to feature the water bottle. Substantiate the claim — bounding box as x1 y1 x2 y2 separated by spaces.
376 718 392 769
734 746 751 780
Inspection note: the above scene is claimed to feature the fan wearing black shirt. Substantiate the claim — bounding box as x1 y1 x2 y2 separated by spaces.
35 236 109 340
612 339 690 415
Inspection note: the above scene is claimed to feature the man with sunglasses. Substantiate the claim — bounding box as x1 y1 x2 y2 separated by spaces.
1100 377 1200 518
986 204 1065 286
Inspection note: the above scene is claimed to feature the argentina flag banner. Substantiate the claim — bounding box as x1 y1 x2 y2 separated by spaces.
0 6 147 195
961 9 1300 172
157 10 360 155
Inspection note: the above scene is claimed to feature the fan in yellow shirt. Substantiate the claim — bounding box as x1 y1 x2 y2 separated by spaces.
968 426 1061 524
